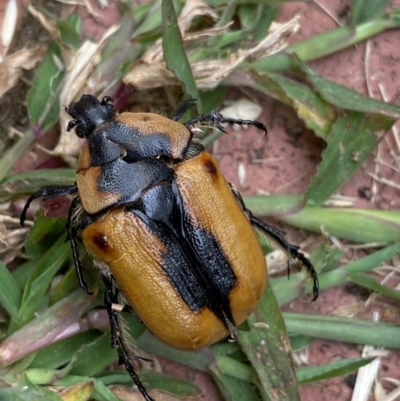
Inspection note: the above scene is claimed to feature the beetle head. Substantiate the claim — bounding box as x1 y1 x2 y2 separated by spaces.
65 94 116 138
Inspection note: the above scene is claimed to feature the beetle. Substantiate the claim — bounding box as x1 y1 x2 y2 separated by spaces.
21 94 318 401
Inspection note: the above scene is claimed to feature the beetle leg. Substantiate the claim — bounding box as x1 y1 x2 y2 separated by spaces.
229 184 319 301
20 185 78 226
170 99 197 121
103 278 155 401
250 214 319 301
184 109 267 135
66 197 94 295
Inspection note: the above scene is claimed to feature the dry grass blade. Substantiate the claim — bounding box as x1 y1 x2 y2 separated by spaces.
1 0 17 55
351 312 382 401
28 5 58 39
0 45 47 98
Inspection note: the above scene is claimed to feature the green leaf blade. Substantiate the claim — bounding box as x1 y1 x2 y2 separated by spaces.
237 282 300 401
0 261 22 319
305 111 395 206
162 0 201 111
351 0 391 25
27 41 64 130
297 357 375 384
284 313 400 349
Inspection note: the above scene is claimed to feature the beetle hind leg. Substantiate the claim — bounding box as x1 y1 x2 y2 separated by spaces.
230 185 319 300
66 197 93 295
250 214 319 301
103 278 155 401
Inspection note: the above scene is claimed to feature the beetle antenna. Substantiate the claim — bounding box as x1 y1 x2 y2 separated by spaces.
184 109 267 135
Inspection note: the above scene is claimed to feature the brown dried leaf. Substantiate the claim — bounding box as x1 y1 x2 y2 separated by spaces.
28 5 59 39
0 45 47 98
142 0 218 64
197 16 300 88
178 0 218 33
184 23 233 41
125 15 300 91
109 385 185 401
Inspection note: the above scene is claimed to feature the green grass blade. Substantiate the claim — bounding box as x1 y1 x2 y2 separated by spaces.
243 194 303 215
137 329 213 371
284 313 400 348
305 111 395 206
0 290 89 367
0 169 75 200
250 13 400 72
28 331 99 370
237 281 299 401
131 0 162 38
139 372 201 397
162 0 201 111
254 4 280 41
68 332 117 377
214 355 258 383
351 0 391 24
17 236 70 327
98 371 201 397
0 130 36 182
297 357 375 384
238 4 259 30
253 71 336 139
272 243 400 304
0 261 21 319
27 41 64 129
245 194 400 244
289 335 314 351
298 60 400 118
281 208 400 244
209 366 261 401
25 217 66 260
348 272 400 301
0 375 63 401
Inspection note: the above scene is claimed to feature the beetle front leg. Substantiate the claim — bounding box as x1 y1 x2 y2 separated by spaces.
170 99 197 121
20 184 78 226
184 109 267 135
103 280 155 401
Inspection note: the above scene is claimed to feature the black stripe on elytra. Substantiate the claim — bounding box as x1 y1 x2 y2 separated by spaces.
170 180 237 327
